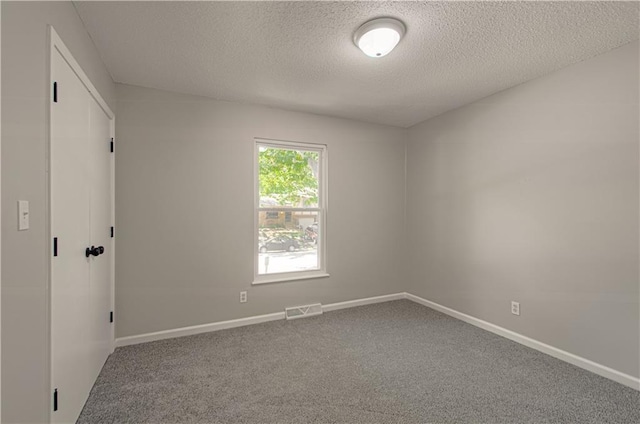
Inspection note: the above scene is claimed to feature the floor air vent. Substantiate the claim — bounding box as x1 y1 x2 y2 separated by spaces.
285 303 323 320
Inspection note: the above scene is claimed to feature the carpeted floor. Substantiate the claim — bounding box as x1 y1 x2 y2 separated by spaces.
78 300 640 423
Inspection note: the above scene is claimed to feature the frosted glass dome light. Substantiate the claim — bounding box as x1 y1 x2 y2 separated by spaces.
354 18 406 58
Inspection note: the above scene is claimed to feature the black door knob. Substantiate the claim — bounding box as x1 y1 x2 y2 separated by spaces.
85 245 105 257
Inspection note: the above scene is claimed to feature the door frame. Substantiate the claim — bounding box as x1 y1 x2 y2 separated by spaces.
47 26 115 422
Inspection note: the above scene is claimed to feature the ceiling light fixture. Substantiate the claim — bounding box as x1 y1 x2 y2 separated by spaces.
354 17 406 58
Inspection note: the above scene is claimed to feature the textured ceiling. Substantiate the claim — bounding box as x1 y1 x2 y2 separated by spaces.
74 1 639 128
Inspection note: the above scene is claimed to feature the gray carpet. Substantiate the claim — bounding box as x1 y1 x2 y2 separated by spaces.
78 300 640 423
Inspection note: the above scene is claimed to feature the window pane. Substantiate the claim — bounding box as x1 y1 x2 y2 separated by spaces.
258 146 319 208
258 211 320 275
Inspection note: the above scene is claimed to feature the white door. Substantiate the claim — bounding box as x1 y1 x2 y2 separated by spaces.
87 94 113 385
50 41 113 424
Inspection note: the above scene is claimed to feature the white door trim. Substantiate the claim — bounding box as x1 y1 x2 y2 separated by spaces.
49 28 114 120
47 26 115 423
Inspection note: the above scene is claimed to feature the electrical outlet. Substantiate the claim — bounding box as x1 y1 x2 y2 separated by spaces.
511 301 520 316
240 291 247 303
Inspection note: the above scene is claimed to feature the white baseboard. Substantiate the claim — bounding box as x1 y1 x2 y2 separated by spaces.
115 292 405 348
115 311 285 347
323 293 405 312
404 292 640 391
114 291 639 391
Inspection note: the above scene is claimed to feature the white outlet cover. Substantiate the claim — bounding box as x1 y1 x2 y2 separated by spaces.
511 301 520 316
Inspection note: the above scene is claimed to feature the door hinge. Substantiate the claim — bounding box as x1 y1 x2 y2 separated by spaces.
53 82 58 103
110 226 114 238
53 388 58 411
110 311 114 323
110 138 114 153
53 237 58 257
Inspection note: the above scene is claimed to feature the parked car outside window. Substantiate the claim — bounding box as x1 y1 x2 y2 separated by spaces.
259 235 300 253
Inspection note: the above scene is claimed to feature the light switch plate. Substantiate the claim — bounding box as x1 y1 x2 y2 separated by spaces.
18 200 29 230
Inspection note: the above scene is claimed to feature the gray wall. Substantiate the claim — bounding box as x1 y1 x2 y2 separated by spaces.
406 41 639 378
1 2 116 422
115 84 407 338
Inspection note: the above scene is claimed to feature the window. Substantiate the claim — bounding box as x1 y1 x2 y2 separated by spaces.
254 139 327 284
265 211 280 220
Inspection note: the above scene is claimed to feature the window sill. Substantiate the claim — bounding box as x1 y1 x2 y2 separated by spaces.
252 272 330 285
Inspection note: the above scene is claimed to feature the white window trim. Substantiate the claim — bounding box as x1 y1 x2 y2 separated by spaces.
253 138 328 285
